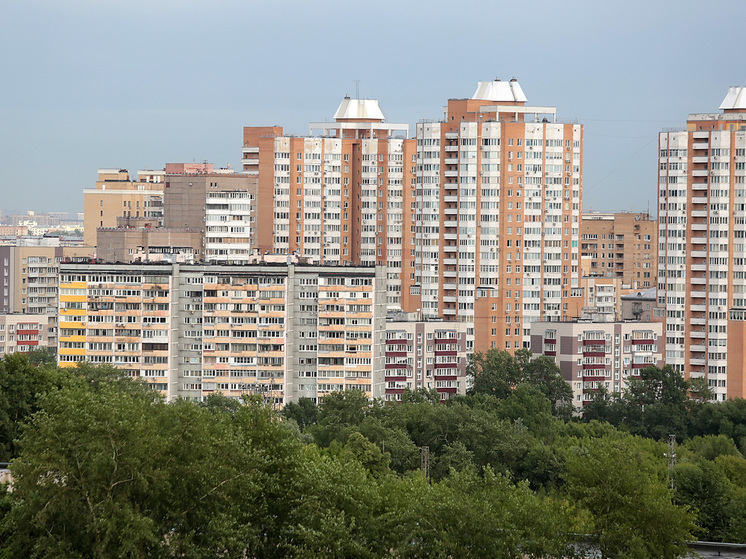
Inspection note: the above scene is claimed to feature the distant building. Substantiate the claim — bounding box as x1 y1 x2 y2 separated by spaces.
384 312 470 401
578 275 622 322
580 212 657 289
530 320 663 407
0 241 61 346
58 262 386 405
621 287 658 322
83 169 164 248
0 226 29 237
96 217 202 263
163 167 257 263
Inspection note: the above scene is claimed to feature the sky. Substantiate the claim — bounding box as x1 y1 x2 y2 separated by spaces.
1 0 744 215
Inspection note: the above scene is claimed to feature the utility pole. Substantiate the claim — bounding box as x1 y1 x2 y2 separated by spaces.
667 434 677 489
420 445 430 481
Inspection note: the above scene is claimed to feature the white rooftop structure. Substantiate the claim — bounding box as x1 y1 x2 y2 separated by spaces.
333 97 385 121
472 78 527 103
310 96 408 138
719 87 746 111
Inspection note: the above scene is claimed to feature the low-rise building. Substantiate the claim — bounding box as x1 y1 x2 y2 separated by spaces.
530 320 663 407
0 314 48 357
384 313 469 402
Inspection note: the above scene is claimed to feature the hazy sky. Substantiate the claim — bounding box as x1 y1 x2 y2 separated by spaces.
1 0 744 215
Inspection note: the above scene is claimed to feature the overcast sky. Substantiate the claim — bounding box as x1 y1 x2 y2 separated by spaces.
1 0 743 215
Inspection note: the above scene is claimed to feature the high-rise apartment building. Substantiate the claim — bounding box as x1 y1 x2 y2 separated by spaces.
242 99 414 293
58 262 386 404
581 212 657 289
658 87 746 400
243 79 584 353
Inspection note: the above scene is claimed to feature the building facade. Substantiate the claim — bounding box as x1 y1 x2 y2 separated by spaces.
84 169 165 248
163 166 258 263
242 79 584 353
0 314 48 357
0 241 62 347
384 314 470 401
530 321 663 407
58 263 386 405
412 79 584 353
658 87 746 400
581 212 657 289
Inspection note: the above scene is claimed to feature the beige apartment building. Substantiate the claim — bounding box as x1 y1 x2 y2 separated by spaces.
580 212 657 289
579 275 622 321
0 240 62 347
58 262 386 405
84 169 165 248
658 87 746 400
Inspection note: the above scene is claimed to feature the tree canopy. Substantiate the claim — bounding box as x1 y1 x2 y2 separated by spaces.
3 353 746 556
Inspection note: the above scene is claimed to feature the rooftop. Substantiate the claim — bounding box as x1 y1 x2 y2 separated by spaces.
472 78 527 103
333 97 385 121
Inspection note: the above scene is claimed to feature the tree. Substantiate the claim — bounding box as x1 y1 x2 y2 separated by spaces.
467 349 519 398
282 397 319 430
0 353 66 461
311 390 373 446
468 348 573 418
382 468 575 559
563 435 695 558
673 460 733 541
25 346 57 367
520 354 573 418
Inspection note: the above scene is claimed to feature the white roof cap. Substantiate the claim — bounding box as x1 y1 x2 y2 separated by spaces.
333 97 385 121
720 87 746 110
472 78 527 103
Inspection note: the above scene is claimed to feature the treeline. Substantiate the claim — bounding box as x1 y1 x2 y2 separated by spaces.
0 349 745 557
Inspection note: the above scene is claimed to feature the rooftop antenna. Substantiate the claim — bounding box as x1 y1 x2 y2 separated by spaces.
355 79 360 99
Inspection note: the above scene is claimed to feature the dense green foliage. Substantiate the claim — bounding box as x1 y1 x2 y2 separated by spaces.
3 350 746 556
